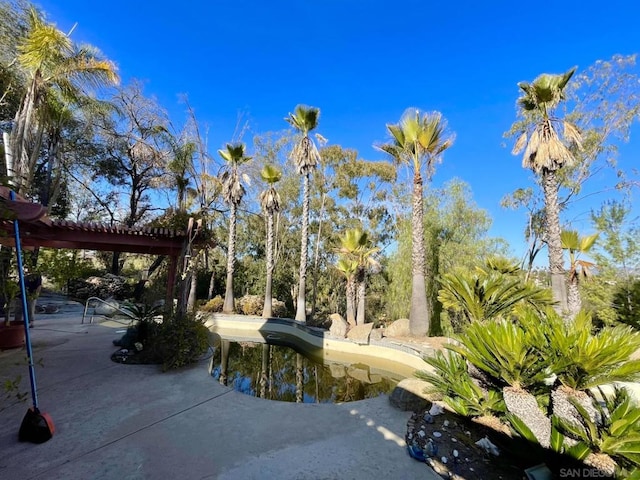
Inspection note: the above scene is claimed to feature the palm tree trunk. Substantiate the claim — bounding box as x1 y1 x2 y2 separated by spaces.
262 212 275 318
410 172 429 336
356 268 366 326
567 277 581 318
295 173 310 322
223 203 237 313
542 169 568 312
345 276 356 326
187 262 197 313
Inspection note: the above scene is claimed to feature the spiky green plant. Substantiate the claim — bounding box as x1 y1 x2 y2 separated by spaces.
547 310 640 390
416 350 505 417
438 268 553 323
555 388 640 473
447 310 551 390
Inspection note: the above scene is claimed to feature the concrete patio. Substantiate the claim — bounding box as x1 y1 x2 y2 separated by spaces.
0 297 439 480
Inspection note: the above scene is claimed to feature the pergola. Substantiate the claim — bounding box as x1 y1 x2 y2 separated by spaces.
0 186 192 305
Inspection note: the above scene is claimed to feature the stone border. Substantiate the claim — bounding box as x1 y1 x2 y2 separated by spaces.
203 313 433 378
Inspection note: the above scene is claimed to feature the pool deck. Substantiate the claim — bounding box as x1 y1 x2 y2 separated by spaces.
0 299 440 480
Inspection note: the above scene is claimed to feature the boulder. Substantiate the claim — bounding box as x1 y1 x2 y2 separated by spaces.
384 318 410 337
370 327 383 342
346 323 374 344
389 378 431 411
328 313 348 338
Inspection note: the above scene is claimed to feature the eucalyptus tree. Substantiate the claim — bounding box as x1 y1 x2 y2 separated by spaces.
6 6 118 195
561 230 598 318
219 142 251 313
260 164 282 318
511 67 582 311
286 105 321 322
377 108 454 336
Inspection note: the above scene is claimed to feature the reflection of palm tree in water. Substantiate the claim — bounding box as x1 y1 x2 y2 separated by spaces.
336 376 365 403
219 339 230 386
260 344 270 399
296 353 304 403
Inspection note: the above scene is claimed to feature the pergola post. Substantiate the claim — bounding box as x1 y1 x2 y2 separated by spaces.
166 254 178 316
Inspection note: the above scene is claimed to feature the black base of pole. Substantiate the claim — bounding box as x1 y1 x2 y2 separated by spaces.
19 407 55 444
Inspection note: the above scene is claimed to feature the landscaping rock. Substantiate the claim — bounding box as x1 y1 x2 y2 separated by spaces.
389 378 431 411
384 318 410 337
328 313 348 338
346 322 373 344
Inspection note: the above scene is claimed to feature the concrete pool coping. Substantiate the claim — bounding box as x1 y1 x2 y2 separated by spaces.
204 313 437 379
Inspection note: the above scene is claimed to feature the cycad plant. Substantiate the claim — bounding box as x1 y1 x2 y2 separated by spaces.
438 263 553 323
555 388 640 476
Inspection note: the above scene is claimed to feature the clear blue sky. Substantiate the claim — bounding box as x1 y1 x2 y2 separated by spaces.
35 0 640 261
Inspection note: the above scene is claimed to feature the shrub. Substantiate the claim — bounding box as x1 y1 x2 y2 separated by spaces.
151 314 210 371
201 295 224 313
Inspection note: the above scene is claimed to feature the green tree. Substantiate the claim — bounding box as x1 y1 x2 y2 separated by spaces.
378 108 454 336
260 164 282 318
285 105 321 323
6 6 118 195
560 230 598 318
512 67 582 313
219 142 251 313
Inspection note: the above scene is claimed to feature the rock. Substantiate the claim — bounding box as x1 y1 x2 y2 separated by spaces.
328 313 348 338
389 378 431 411
370 327 383 341
384 318 410 337
432 431 442 438
346 323 374 344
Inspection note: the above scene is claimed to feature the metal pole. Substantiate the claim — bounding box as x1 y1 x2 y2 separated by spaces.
10 190 39 410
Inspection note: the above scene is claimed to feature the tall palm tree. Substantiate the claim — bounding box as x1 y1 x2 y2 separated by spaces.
377 108 454 336
512 67 582 312
337 228 379 325
285 105 321 323
8 7 118 195
260 164 282 318
219 143 251 313
561 230 598 318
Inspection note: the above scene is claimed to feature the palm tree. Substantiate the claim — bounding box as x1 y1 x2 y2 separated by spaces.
377 108 454 336
285 105 321 322
512 67 582 312
219 143 251 313
8 7 118 195
561 230 598 317
336 256 358 326
260 164 282 318
337 228 380 325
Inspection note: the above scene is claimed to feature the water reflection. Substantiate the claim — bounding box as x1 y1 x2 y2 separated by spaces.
210 340 399 403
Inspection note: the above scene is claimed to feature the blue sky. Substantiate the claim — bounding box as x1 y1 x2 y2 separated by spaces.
35 0 640 261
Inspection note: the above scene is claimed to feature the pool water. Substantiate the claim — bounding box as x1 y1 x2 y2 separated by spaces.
210 338 402 403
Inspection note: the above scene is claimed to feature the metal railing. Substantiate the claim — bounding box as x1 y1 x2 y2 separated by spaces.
81 297 137 325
